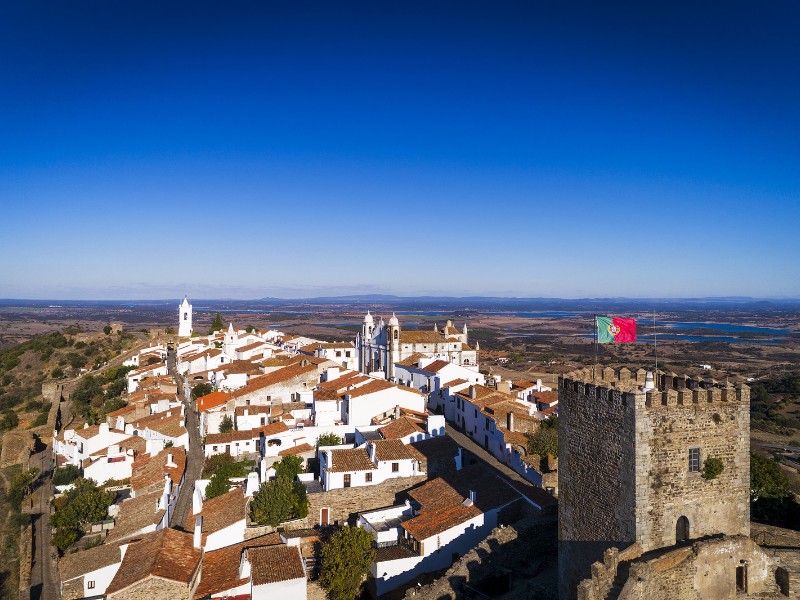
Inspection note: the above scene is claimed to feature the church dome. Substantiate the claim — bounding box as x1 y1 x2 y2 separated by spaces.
389 312 399 326
364 311 374 324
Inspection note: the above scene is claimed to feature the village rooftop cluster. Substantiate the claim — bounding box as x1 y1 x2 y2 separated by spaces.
52 298 560 599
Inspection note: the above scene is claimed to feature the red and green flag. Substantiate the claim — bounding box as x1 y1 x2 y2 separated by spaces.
596 316 637 343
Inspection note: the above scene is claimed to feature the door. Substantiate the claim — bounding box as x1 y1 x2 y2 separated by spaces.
321 507 329 526
736 565 747 593
676 516 690 543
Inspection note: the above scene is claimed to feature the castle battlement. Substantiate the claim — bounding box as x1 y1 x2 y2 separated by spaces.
559 366 749 407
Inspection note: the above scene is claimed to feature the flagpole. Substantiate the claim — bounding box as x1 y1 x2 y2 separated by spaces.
594 314 598 378
654 311 658 378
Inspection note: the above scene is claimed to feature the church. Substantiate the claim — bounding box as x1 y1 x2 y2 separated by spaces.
355 311 479 380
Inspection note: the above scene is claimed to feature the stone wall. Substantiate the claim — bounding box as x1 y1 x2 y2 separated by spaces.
559 367 751 600
558 372 638 599
295 475 427 529
106 575 191 600
575 543 642 600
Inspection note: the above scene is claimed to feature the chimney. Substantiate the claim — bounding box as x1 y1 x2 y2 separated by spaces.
179 419 185 428
166 452 176 468
368 442 376 463
454 448 462 471
244 409 249 417
470 490 476 503
193 515 203 549
393 405 401 420
499 381 512 394
469 386 477 399
507 411 515 432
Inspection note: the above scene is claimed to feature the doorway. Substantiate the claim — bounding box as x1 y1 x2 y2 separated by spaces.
736 563 748 593
676 516 690 543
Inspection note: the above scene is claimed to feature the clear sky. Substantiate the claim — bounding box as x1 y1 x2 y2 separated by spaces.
1 1 798 299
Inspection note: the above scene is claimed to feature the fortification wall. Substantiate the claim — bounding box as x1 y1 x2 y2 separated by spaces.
558 374 638 600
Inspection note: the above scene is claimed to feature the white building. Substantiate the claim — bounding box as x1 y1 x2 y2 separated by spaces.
243 545 306 600
356 312 478 380
320 439 424 491
54 423 132 467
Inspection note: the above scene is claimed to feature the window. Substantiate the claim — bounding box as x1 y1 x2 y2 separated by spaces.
344 474 351 488
688 447 701 472
213 445 218 451
474 408 478 418
346 351 351 358
336 351 342 357
88 581 95 590
365 472 372 483
392 462 399 472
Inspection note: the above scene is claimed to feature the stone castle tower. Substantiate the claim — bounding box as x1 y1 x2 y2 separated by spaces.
178 296 192 337
558 367 750 599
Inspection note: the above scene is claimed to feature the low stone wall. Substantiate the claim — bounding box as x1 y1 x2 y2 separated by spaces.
576 542 642 600
298 476 427 529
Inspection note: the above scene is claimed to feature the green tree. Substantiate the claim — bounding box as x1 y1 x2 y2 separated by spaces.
192 382 214 400
9 468 40 507
50 478 115 531
219 415 234 433
103 324 112 335
52 528 78 554
527 426 558 458
751 452 795 525
317 432 342 448
52 464 82 486
249 456 309 526
209 313 225 334
166 327 175 334
204 472 231 500
51 366 65 379
320 526 376 600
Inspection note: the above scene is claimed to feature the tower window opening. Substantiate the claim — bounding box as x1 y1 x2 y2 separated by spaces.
688 447 701 472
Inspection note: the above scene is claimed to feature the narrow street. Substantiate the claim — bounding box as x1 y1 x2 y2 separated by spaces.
168 352 205 529
29 445 59 600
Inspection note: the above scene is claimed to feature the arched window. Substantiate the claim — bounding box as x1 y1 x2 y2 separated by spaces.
676 516 690 543
393 330 399 340
184 312 188 320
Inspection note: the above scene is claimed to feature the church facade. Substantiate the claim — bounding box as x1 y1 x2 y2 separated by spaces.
355 312 479 380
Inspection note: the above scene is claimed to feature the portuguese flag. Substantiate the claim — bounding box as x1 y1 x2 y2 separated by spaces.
596 316 637 343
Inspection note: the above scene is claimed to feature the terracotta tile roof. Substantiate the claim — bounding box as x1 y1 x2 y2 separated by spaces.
74 425 101 440
279 442 314 456
144 413 187 439
399 331 447 344
198 391 231 412
131 448 186 493
531 391 559 405
455 385 513 410
248 545 305 585
230 363 317 399
236 341 266 353
187 488 247 536
346 379 423 399
90 435 146 458
379 416 424 440
105 491 166 543
395 353 427 367
329 448 377 472
130 409 182 431
419 359 451 373
441 378 469 388
403 479 481 540
316 372 368 391
372 439 416 462
105 528 201 595
58 541 123 581
205 421 289 446
107 404 137 418
220 360 263 375
318 342 354 349
511 379 536 390
192 534 282 599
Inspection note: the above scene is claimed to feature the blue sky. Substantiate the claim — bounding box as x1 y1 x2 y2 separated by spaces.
1 1 798 299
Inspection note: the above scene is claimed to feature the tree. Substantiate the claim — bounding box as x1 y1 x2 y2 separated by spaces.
209 313 225 334
219 415 234 433
192 382 213 400
52 464 82 486
103 324 112 335
204 472 232 500
50 477 115 532
9 468 39 507
249 455 309 526
527 426 558 458
320 526 376 600
52 528 78 554
317 432 342 448
166 327 175 334
750 452 796 525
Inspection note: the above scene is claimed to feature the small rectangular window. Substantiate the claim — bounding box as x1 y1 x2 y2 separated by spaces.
688 447 701 472
392 462 399 472
365 472 372 482
88 581 95 589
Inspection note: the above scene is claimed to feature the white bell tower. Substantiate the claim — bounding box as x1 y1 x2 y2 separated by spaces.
224 322 238 358
178 297 192 337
